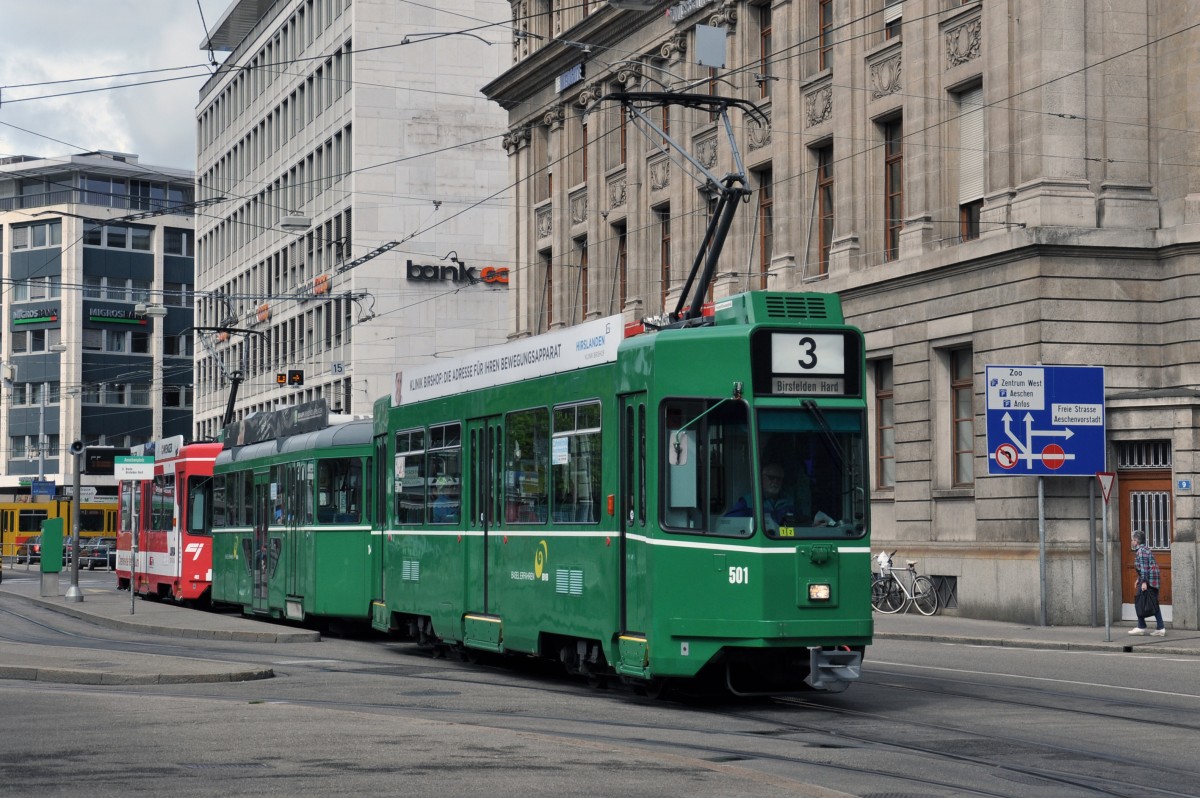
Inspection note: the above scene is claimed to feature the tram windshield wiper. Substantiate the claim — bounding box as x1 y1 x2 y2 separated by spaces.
800 399 845 473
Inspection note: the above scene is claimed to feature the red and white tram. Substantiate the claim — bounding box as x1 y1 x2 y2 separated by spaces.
116 436 222 602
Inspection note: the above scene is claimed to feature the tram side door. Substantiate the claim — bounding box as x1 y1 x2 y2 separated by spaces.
620 394 650 635
252 474 273 612
465 417 502 616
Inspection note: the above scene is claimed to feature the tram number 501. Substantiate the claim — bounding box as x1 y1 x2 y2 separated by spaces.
729 566 750 585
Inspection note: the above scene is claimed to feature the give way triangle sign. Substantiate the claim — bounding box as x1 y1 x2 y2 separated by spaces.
1097 472 1116 504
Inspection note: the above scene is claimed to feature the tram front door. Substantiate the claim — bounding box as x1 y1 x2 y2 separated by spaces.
252 475 273 613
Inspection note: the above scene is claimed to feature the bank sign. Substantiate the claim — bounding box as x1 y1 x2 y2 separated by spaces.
985 365 1105 477
406 259 509 286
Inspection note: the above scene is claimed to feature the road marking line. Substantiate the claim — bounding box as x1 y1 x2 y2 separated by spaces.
872 658 1200 699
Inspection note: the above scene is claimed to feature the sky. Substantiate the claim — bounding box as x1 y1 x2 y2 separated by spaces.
0 1 233 170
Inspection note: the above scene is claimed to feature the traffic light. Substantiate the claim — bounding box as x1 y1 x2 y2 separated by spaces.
276 373 287 385
288 369 304 386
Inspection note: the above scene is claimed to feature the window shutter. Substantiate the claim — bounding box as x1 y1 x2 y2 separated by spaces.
958 86 985 203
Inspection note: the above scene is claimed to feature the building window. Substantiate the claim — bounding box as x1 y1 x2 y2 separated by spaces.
883 0 903 39
816 145 834 275
615 223 628 311
163 384 194 408
577 238 589 321
818 0 834 70
957 85 984 241
12 276 62 301
951 348 974 486
875 361 895 489
756 169 773 289
83 223 153 251
538 250 553 333
11 220 61 250
657 206 671 311
883 118 904 261
758 4 773 98
164 227 195 256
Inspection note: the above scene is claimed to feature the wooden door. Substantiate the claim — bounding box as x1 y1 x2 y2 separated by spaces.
1118 471 1173 613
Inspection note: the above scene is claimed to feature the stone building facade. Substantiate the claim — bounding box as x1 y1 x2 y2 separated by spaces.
484 0 1200 628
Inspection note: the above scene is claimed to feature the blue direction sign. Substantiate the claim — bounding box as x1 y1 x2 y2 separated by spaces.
31 479 55 499
985 365 1105 476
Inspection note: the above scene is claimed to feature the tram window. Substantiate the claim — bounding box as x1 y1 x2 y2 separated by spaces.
188 476 212 534
120 482 136 532
662 399 753 537
394 428 426 524
506 408 549 524
280 461 313 526
151 474 175 530
213 475 227 527
317 457 362 524
427 423 461 525
79 510 106 533
755 407 868 539
552 402 601 524
241 472 253 526
19 509 49 533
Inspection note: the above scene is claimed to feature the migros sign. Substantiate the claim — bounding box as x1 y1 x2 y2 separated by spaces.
406 259 509 286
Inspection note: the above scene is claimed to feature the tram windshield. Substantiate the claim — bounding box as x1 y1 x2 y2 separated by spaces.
753 407 868 539
662 401 868 539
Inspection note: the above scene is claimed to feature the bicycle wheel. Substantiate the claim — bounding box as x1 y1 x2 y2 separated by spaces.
912 575 939 615
872 577 905 613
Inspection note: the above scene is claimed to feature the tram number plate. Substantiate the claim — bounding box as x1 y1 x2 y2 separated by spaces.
770 333 846 396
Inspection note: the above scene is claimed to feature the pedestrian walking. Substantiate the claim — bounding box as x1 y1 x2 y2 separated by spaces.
1128 529 1166 636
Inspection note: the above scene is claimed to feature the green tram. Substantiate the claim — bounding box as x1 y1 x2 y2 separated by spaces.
211 417 375 621
373 291 872 693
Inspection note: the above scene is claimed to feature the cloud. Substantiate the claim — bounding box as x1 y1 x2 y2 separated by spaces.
0 0 227 169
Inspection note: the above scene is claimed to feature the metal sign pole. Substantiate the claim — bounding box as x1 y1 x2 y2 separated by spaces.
131 485 137 616
1098 471 1116 642
1038 475 1046 627
1102 496 1110 641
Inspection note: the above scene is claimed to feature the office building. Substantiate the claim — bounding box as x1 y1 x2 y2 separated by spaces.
0 151 196 500
193 0 513 439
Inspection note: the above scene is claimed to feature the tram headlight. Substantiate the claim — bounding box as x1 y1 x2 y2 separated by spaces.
808 583 832 601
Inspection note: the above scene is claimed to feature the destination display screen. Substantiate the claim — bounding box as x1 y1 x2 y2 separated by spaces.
750 329 862 398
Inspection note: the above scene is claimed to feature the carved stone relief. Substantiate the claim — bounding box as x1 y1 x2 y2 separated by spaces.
649 157 670 191
747 108 772 151
805 86 833 128
696 135 718 169
608 174 628 209
659 32 687 62
570 189 588 225
946 18 982 68
544 105 566 131
503 125 530 156
536 205 552 239
870 54 902 99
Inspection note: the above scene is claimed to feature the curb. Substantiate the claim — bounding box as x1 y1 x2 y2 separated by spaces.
0 664 274 685
876 630 1198 656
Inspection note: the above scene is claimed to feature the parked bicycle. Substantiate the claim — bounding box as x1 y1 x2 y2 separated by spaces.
871 551 939 615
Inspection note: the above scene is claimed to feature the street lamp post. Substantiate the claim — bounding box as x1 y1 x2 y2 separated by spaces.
64 441 84 603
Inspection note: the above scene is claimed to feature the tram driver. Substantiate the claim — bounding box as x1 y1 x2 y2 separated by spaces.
725 462 835 532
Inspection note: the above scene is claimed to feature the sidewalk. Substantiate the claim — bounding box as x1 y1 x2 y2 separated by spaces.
1 569 1197 687
875 609 1200 656
0 569 317 685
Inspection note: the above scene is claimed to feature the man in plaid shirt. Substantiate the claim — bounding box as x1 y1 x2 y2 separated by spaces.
1129 529 1166 636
